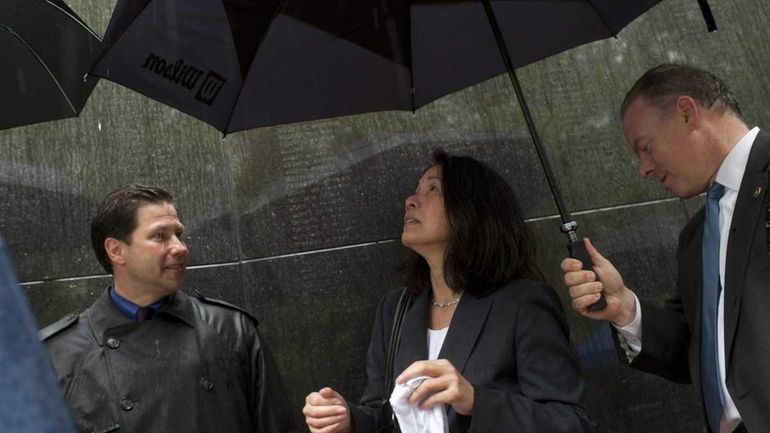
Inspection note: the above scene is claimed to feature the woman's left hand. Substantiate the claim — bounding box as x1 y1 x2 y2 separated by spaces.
395 359 475 415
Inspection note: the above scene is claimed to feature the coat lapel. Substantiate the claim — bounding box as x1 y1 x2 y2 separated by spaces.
395 288 429 376
394 288 493 376
438 291 492 374
87 287 133 345
724 131 770 365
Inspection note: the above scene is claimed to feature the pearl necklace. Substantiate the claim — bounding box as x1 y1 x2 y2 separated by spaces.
430 295 461 308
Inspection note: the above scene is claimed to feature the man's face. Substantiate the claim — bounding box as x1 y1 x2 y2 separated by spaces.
622 97 713 198
118 202 188 297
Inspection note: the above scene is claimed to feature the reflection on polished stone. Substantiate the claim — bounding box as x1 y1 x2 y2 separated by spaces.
240 240 404 426
230 131 555 259
22 277 107 328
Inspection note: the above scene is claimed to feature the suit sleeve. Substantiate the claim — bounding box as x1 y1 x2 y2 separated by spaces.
625 297 692 384
348 292 394 433
615 220 694 384
469 285 594 433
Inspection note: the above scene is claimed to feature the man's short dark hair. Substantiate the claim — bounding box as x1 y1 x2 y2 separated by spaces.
621 63 742 119
90 184 175 273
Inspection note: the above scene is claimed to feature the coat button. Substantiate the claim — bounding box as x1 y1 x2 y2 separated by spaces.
120 398 134 411
200 377 214 391
106 337 120 349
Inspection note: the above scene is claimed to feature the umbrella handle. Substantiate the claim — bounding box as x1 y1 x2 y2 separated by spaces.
567 240 608 312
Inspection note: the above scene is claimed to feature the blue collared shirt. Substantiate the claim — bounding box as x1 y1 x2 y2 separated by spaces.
109 287 167 321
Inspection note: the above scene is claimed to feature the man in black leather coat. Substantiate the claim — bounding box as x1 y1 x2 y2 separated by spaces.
40 184 298 433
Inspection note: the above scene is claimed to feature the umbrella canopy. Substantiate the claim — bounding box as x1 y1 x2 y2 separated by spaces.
0 0 101 130
93 0 674 134
93 0 715 311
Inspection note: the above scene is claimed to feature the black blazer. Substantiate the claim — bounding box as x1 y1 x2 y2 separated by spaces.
349 280 593 433
622 130 770 432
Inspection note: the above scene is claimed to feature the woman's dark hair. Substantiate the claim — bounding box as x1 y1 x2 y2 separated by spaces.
403 149 544 294
90 184 175 274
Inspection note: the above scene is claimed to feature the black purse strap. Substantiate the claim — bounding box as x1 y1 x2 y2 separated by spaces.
382 288 412 407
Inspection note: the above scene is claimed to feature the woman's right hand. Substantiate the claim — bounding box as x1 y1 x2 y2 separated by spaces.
303 387 352 433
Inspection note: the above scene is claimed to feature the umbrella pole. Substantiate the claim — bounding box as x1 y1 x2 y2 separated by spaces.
480 0 606 310
697 0 718 32
478 3 571 227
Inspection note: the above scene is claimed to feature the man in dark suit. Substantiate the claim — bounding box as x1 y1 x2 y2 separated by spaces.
562 64 769 433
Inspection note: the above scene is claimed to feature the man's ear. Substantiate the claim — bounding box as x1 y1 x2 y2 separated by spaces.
676 95 700 128
105 238 126 267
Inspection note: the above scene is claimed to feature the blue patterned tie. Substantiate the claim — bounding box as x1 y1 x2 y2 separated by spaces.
701 182 725 433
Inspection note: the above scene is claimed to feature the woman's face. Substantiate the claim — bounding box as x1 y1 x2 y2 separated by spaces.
401 165 451 257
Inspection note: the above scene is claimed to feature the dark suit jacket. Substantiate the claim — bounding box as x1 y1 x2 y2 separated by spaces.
349 280 593 433
621 130 770 432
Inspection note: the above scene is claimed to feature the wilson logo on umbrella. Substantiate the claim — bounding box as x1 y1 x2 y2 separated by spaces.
140 52 227 106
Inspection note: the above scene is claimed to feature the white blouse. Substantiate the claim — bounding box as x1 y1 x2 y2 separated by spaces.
427 327 449 360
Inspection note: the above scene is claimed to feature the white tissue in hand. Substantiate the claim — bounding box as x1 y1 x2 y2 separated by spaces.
389 376 449 433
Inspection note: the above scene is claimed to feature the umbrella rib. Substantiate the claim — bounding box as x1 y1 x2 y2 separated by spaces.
407 5 416 112
40 0 102 41
583 0 618 37
89 0 155 76
222 0 292 133
1 25 78 116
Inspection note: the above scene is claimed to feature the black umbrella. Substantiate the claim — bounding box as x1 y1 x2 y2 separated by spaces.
93 0 717 309
90 0 717 130
0 0 101 130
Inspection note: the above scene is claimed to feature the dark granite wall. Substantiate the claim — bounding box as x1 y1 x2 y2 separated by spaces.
3 0 770 431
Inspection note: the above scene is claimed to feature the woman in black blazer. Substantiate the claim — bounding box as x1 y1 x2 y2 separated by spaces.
304 150 593 433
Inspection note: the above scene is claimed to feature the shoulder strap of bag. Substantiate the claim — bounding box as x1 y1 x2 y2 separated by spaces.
382 288 412 406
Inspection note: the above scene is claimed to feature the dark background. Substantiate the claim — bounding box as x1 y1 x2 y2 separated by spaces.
3 0 770 431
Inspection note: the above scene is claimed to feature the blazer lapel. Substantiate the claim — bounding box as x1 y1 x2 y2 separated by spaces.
678 215 705 396
395 288 429 376
681 216 705 325
438 291 492 374
724 131 770 364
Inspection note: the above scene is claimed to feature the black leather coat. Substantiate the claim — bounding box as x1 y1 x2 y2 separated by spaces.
41 289 298 433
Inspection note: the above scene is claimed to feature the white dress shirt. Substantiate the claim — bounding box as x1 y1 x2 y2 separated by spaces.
614 126 760 433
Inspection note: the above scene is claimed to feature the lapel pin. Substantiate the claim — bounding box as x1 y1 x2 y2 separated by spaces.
753 186 763 198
